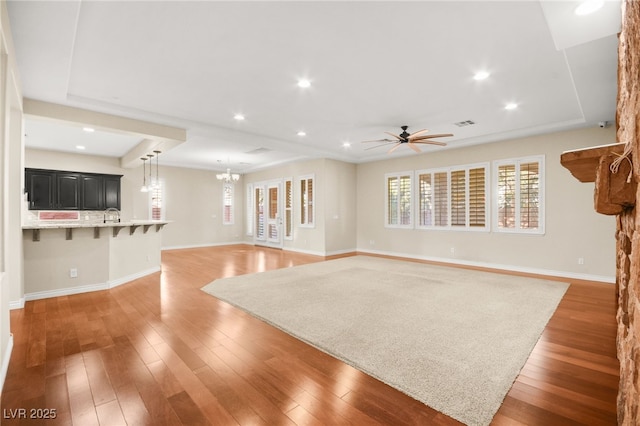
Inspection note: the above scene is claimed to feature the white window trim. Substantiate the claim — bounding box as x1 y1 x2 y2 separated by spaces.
284 177 293 240
246 183 253 236
492 155 545 235
385 171 414 229
415 163 490 232
299 174 315 229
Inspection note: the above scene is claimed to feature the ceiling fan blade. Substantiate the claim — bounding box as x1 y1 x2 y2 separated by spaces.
412 140 448 146
361 138 395 143
408 129 428 139
388 142 402 154
411 133 454 140
384 132 402 140
408 143 422 153
364 143 394 151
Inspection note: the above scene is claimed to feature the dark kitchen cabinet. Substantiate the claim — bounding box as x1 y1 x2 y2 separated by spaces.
26 169 55 210
25 168 122 211
56 172 81 209
81 174 104 210
104 175 121 210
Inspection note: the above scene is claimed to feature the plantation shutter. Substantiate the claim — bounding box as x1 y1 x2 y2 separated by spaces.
284 179 292 238
450 170 466 226
469 167 486 227
399 175 411 225
419 173 432 226
255 187 265 239
433 172 448 227
497 164 516 229
520 162 539 229
387 176 399 225
307 178 314 224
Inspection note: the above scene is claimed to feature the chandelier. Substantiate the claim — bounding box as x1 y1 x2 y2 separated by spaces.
216 168 240 183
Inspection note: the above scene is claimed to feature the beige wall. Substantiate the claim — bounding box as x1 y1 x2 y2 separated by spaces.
356 127 617 281
159 165 244 248
22 226 162 297
25 126 616 282
323 159 357 254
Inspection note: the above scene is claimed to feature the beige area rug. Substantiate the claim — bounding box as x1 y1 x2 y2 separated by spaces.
201 256 568 426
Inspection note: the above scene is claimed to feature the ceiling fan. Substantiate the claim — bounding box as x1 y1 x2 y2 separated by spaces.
362 125 453 154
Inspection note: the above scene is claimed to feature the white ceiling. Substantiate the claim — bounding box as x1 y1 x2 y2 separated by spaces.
7 0 621 173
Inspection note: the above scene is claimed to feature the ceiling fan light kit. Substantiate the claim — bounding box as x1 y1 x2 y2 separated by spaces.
362 125 453 154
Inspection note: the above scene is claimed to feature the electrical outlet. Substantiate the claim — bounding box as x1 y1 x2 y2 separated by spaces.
450 247 456 254
578 257 585 265
69 268 78 278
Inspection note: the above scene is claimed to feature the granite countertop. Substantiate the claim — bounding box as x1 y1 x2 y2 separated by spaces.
22 220 170 230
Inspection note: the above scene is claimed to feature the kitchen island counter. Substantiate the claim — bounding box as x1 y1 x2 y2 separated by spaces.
20 220 169 306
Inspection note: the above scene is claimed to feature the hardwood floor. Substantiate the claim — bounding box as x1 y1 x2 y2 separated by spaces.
1 245 619 425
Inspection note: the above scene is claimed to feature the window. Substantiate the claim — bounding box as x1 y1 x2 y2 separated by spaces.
494 156 544 234
255 186 265 240
417 164 488 231
300 175 314 227
246 183 253 235
386 172 413 228
284 178 293 239
468 167 487 228
222 182 234 225
268 186 278 239
150 180 164 220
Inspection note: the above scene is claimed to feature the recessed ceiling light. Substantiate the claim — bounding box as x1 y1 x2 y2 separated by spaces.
342 142 351 148
82 127 95 133
297 79 311 88
473 71 490 81
234 114 245 121
76 145 86 150
297 131 307 137
575 0 604 16
505 103 518 110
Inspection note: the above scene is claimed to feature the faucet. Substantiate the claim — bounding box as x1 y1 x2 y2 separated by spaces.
103 208 121 223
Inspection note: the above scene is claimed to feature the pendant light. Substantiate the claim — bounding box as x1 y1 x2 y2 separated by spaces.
147 153 154 190
153 150 161 189
140 157 149 192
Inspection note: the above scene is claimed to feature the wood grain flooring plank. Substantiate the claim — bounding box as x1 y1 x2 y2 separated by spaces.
507 381 616 425
167 391 209 426
113 383 154 426
82 349 117 407
44 373 71 421
95 399 127 426
2 245 619 426
64 353 99 426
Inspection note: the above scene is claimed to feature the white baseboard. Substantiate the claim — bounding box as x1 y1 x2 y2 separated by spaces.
283 246 358 257
162 240 247 251
283 246 325 256
357 248 616 284
107 266 161 288
137 243 614 283
24 267 162 302
325 248 358 257
9 298 24 310
0 333 14 395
